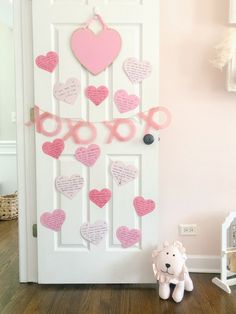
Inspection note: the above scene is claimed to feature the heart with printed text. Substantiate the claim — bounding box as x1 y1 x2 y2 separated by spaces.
42 139 64 159
85 86 109 106
75 144 101 167
53 78 80 105
123 58 152 84
40 209 66 232
114 90 140 113
35 51 58 73
55 175 84 199
116 226 141 248
111 161 138 186
89 188 112 208
133 196 156 216
80 221 108 245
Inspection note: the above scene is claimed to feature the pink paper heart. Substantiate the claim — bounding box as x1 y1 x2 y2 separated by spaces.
80 221 108 245
111 161 138 186
40 209 66 232
42 139 64 159
53 78 80 105
114 90 140 113
35 51 58 73
55 175 84 199
116 226 141 248
85 86 109 106
71 28 121 75
133 196 156 217
89 188 112 208
75 144 100 167
123 58 152 84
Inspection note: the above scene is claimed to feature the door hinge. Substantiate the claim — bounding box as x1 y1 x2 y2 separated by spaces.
30 107 35 122
32 224 37 238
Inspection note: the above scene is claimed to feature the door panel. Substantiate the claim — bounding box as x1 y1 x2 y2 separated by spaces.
33 0 159 283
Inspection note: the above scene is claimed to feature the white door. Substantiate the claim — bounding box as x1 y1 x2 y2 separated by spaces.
32 0 162 283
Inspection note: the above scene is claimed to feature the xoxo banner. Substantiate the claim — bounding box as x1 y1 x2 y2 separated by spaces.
27 106 171 144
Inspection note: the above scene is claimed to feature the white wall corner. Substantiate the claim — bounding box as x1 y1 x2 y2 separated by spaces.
187 255 220 273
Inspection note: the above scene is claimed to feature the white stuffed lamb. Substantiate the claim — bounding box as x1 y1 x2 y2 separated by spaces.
152 241 193 303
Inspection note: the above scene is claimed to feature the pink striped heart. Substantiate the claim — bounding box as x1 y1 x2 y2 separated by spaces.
116 226 141 248
35 51 58 73
75 144 100 167
85 86 109 105
89 188 112 208
114 90 140 113
40 209 66 232
42 139 64 159
133 196 156 216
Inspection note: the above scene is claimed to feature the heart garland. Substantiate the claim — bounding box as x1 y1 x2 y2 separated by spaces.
111 161 138 186
116 226 141 248
114 89 140 113
85 86 109 106
123 58 152 84
42 139 64 159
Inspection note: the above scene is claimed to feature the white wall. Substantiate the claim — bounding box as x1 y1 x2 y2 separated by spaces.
0 1 17 195
159 0 235 257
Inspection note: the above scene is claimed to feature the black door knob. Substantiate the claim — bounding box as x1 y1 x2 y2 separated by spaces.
143 134 154 145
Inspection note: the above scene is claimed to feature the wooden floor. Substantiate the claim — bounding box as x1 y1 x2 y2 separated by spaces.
1 221 236 314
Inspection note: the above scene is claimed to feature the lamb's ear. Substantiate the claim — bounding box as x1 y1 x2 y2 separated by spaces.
163 241 169 248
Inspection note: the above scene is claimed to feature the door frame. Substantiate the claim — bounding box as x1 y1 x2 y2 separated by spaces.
14 0 37 282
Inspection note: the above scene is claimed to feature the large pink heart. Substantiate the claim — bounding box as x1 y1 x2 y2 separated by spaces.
116 226 141 248
40 209 66 232
89 188 112 208
80 221 108 245
55 175 84 199
71 28 122 75
123 58 152 84
133 196 156 217
35 51 58 73
75 144 100 167
111 161 138 186
114 90 140 113
42 139 64 159
53 78 80 105
85 86 109 106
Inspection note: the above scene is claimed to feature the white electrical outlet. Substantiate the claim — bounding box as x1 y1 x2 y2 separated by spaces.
179 224 197 236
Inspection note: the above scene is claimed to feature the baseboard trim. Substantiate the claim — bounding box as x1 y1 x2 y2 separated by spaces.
0 141 16 155
187 255 220 273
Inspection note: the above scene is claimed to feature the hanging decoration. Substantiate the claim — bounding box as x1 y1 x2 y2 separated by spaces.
70 14 122 75
27 106 171 144
75 144 101 167
85 85 109 106
40 209 66 232
80 221 108 245
35 51 59 73
210 28 236 70
114 90 140 113
53 78 80 105
55 175 84 199
116 226 141 248
123 58 152 84
89 188 112 208
111 161 138 186
133 196 156 217
42 138 64 159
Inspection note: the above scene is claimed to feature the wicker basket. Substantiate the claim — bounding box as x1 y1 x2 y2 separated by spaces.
0 192 18 220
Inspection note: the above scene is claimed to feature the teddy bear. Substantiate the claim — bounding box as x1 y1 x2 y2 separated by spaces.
152 241 194 303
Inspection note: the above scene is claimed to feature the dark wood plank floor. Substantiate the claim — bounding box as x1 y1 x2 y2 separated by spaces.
1 220 236 314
